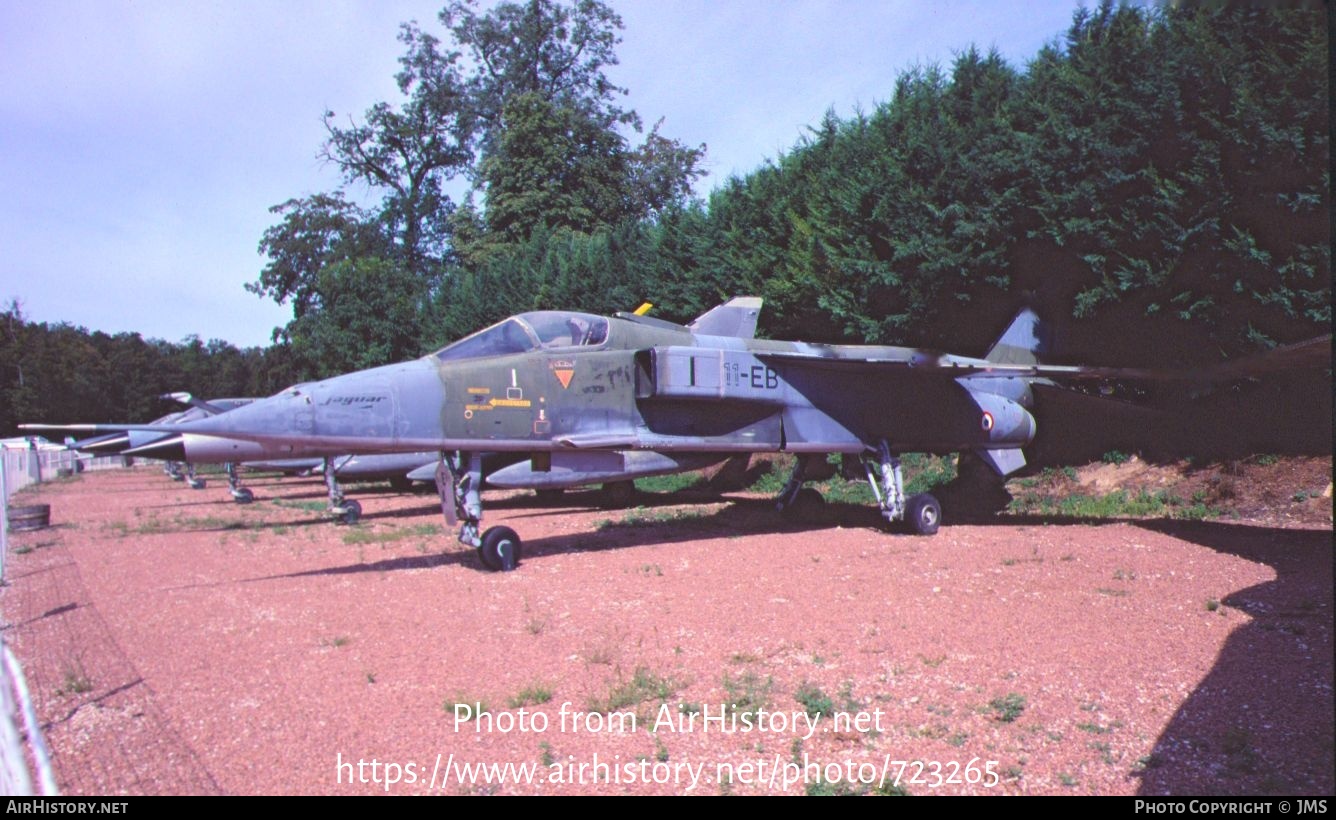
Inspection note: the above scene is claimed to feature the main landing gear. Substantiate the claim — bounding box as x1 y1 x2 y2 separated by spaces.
861 441 940 535
226 462 255 504
436 451 520 572
166 460 207 490
771 445 941 535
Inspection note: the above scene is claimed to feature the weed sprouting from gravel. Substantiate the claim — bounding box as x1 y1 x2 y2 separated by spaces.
723 670 772 720
989 693 1026 723
794 682 833 719
508 682 554 708
587 666 680 713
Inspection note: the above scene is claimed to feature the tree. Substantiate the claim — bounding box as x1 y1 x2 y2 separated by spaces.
284 257 429 378
444 0 705 245
319 21 474 278
247 193 386 323
442 0 633 152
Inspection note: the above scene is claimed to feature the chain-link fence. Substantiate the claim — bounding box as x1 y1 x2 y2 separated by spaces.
2 446 124 795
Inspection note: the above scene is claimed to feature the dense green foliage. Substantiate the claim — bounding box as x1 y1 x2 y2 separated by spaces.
0 301 289 432
5 2 1328 439
446 3 1326 366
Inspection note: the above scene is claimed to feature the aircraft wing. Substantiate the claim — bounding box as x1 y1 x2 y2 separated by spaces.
21 423 189 435
753 351 1175 381
754 333 1331 382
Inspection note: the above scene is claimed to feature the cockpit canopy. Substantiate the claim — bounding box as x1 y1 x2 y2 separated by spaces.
433 312 609 362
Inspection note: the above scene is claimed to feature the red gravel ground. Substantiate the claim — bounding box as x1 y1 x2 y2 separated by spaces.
2 466 1331 796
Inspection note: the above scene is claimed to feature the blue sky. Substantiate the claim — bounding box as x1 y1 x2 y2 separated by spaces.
0 0 1084 348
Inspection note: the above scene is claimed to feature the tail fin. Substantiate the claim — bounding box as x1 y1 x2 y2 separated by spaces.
689 297 763 339
985 308 1051 365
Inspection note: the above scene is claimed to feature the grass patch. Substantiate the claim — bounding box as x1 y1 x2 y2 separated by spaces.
270 498 329 513
794 682 834 719
181 515 249 531
587 666 680 714
1008 489 1221 521
635 473 705 494
989 693 1026 723
902 452 958 496
508 682 554 708
596 507 706 530
722 670 773 720
55 663 93 697
806 774 866 796
343 522 442 544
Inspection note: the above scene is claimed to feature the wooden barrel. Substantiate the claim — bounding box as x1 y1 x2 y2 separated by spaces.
7 503 51 532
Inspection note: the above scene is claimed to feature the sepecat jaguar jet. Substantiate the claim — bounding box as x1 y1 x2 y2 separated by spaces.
27 297 1330 571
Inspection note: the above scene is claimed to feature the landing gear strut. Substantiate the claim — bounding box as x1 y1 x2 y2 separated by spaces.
226 462 254 504
323 457 361 524
185 463 206 490
436 451 520 571
774 455 827 518
862 441 940 535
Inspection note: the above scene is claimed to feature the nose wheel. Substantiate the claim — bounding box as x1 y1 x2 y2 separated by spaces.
437 452 523 572
478 526 521 572
322 457 362 524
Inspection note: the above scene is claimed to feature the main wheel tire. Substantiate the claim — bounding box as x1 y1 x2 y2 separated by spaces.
338 499 362 525
233 488 255 504
906 493 942 535
479 526 521 572
599 481 635 509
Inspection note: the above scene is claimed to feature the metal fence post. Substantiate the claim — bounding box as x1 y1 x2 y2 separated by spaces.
1 453 8 583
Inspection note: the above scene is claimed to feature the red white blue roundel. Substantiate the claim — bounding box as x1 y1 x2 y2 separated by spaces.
981 411 995 431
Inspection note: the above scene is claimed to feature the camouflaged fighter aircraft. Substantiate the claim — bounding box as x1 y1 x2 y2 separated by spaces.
26 297 1331 571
